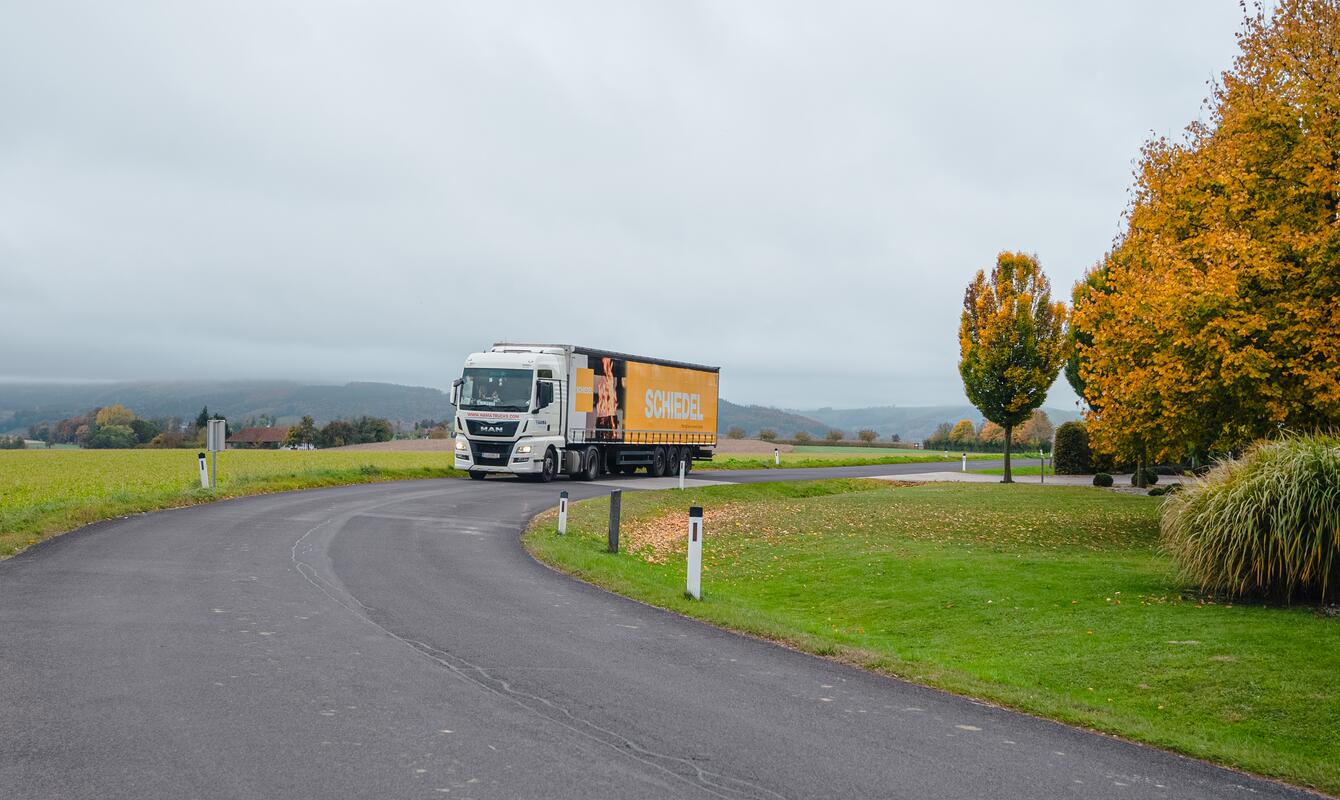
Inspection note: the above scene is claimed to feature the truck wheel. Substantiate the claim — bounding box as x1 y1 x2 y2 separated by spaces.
539 448 558 482
649 447 667 477
580 447 601 481
666 447 681 476
682 451 693 474
468 470 487 481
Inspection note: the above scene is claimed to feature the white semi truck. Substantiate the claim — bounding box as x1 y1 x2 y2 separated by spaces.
451 343 720 481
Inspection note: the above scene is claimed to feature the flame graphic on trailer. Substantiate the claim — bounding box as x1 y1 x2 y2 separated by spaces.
592 357 624 440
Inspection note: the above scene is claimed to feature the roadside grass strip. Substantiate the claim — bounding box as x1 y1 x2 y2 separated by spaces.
0 449 462 557
524 480 1340 795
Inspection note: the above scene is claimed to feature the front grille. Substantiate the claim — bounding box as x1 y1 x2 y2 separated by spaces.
469 440 514 465
466 419 520 437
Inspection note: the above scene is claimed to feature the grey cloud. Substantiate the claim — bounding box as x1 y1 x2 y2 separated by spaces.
0 1 1243 406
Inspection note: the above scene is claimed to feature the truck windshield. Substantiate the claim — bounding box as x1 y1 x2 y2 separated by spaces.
459 368 533 412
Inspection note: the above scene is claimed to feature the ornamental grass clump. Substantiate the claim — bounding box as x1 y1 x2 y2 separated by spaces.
1161 434 1340 603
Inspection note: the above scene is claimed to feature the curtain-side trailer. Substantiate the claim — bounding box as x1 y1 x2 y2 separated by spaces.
451 343 719 481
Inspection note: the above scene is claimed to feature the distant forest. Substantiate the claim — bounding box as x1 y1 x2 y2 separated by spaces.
0 380 455 435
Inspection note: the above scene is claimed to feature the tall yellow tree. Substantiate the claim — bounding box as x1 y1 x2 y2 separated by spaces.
94 404 135 427
959 252 1069 482
1074 0 1340 466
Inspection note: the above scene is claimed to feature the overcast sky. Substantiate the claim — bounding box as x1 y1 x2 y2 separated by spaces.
0 1 1245 408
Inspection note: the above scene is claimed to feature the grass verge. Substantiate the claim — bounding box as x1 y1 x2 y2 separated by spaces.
523 480 1340 795
0 449 463 557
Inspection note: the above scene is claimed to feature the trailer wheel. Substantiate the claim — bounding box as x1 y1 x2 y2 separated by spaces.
578 447 600 481
666 447 682 476
682 451 693 474
468 470 487 481
649 446 668 477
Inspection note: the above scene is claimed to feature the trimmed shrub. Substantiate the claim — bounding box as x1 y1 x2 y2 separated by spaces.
1131 467 1159 487
1148 483 1184 497
1161 434 1340 603
1092 473 1114 487
1052 421 1092 474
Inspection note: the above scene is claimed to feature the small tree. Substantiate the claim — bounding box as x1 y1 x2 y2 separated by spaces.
95 404 136 427
925 422 954 450
890 433 901 443
286 415 319 448
825 429 844 442
959 251 1068 482
85 424 138 449
1018 409 1055 449
949 419 977 446
195 406 210 430
129 418 160 443
758 429 777 442
727 426 746 440
857 429 877 443
320 420 354 448
1053 421 1093 474
978 420 1005 445
794 431 812 443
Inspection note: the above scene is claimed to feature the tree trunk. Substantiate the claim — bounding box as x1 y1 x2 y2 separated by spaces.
1003 424 1014 483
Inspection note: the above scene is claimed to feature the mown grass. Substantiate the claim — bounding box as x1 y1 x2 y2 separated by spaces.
700 450 1000 470
0 449 463 557
524 480 1340 794
970 465 1048 476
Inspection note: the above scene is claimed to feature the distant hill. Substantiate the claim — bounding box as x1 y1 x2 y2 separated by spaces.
0 380 454 433
717 399 833 437
796 405 1082 442
0 380 1081 444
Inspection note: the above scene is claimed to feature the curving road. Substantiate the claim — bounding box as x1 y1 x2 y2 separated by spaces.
0 468 1316 799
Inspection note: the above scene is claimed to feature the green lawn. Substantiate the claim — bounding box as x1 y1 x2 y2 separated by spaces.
525 480 1340 794
0 449 462 557
970 465 1048 476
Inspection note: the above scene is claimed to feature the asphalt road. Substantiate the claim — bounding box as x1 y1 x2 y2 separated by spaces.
0 468 1316 799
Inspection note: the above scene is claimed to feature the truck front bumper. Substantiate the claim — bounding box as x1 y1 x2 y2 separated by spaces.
455 444 542 474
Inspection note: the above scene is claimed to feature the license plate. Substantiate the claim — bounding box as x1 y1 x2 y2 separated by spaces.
484 450 501 458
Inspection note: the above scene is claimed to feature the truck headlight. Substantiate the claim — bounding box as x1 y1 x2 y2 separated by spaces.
455 439 468 452
516 444 533 454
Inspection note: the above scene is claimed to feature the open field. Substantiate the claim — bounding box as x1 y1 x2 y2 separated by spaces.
0 449 462 557
525 480 1340 794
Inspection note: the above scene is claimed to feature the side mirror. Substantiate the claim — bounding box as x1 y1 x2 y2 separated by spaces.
535 381 554 411
451 378 463 406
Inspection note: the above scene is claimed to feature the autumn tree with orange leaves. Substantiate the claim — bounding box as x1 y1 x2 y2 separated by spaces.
959 252 1069 483
1073 0 1340 470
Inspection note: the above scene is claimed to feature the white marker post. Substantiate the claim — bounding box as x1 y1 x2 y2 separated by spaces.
961 453 967 472
557 490 569 534
197 452 209 489
678 458 686 490
686 506 703 600
206 419 227 489
773 447 780 466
